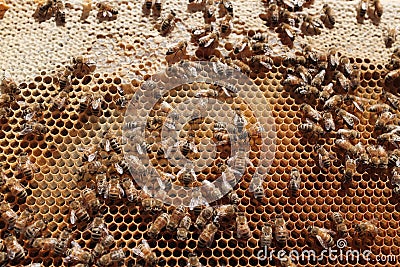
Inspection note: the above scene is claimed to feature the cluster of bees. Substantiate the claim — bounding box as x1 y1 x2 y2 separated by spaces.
33 0 118 24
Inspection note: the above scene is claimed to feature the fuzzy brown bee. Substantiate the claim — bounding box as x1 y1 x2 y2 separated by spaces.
198 222 218 248
321 4 335 28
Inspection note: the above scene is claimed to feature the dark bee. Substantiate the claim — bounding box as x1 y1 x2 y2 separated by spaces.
4 235 25 261
54 228 73 256
37 0 54 22
321 4 335 28
160 10 176 35
54 0 66 26
25 219 46 240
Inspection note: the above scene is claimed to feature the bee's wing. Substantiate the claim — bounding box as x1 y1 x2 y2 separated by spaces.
105 139 111 152
115 163 124 174
132 247 145 257
70 210 77 225
316 234 329 250
88 151 97 162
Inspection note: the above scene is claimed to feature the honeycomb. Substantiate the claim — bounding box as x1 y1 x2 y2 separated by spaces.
0 0 399 267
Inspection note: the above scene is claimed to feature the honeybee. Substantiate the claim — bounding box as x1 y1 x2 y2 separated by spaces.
382 90 400 110
199 31 219 48
236 212 251 239
177 166 197 186
195 206 214 230
166 205 186 232
121 177 140 203
191 24 214 42
336 129 360 140
102 130 122 154
31 237 58 252
0 75 19 96
323 94 343 110
260 3 280 26
355 220 378 240
282 52 306 66
389 149 400 167
336 108 359 128
308 226 335 249
54 0 65 25
220 14 232 35
327 48 340 70
391 167 400 194
384 27 397 48
81 187 100 215
335 139 358 156
280 255 296 267
148 213 169 239
92 233 115 258
298 121 324 136
160 10 176 35
339 56 352 77
65 241 94 265
49 91 68 111
20 121 48 136
54 228 73 256
177 215 191 241
331 212 348 236
226 191 240 205
300 103 322 122
36 0 54 22
19 102 46 121
96 2 118 20
4 235 25 261
70 56 96 77
56 69 71 92
375 111 395 131
366 144 388 168
301 14 323 35
321 4 335 28
5 178 27 200
25 219 46 240
98 248 125 266
203 1 216 23
368 104 392 115
187 253 203 267
316 144 332 170
141 188 164 214
144 0 153 12
280 23 298 42
133 240 157 266
302 44 319 65
69 200 90 225
0 202 17 229
201 180 222 202
274 215 288 245
249 55 273 70
283 74 306 87
218 0 233 16
260 222 273 247
334 71 350 92
249 173 265 200
152 0 162 15
105 176 124 201
14 210 34 236
88 215 107 242
17 153 38 179
371 0 383 18
355 142 369 164
321 112 335 132
294 85 319 96
198 223 218 248
213 204 236 227
288 168 301 195
166 41 187 62
357 0 369 19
